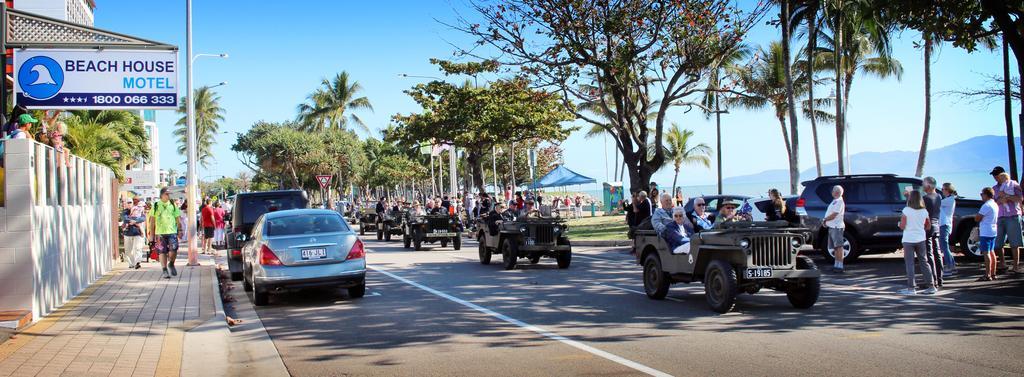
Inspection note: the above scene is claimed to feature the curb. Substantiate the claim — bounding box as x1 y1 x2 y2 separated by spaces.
574 240 632 247
178 260 230 377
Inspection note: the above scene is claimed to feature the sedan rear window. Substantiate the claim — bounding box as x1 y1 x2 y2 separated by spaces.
265 214 349 236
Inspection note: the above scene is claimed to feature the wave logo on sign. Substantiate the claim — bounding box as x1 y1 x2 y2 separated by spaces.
18 56 64 100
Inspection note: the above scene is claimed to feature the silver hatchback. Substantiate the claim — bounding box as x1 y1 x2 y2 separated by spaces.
241 209 366 306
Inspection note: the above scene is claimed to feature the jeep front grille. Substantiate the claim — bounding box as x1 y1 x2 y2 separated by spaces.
535 225 555 244
750 236 793 267
428 218 449 231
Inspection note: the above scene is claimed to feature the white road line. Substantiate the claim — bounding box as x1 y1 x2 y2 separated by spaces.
369 265 673 377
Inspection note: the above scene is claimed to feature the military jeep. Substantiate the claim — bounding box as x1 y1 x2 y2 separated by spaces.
376 209 406 241
403 213 463 251
476 210 571 270
357 206 380 236
634 220 820 313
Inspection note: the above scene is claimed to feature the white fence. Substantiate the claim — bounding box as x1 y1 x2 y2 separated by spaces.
0 139 116 321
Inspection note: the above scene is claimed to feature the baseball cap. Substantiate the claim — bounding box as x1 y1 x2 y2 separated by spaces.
18 114 38 125
990 166 1006 176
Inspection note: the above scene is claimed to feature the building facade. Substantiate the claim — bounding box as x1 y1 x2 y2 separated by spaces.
12 0 95 26
121 110 161 200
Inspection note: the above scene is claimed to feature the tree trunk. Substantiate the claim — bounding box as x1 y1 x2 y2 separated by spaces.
671 166 680 196
915 35 932 178
780 0 801 194
1005 38 1019 181
715 92 724 195
807 7 823 177
834 2 846 175
980 0 1024 176
466 151 487 194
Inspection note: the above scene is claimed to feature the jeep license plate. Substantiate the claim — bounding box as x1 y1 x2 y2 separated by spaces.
301 248 327 260
745 268 772 279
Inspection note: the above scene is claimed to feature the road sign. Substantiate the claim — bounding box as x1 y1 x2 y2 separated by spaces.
13 48 179 109
316 175 332 189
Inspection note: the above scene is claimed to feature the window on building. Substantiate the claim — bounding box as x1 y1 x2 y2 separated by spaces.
144 110 156 122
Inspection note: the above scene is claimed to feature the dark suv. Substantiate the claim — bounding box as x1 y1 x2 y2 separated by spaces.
800 174 982 263
226 190 309 280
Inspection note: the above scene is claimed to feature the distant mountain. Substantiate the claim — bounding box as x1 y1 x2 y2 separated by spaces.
724 135 1022 183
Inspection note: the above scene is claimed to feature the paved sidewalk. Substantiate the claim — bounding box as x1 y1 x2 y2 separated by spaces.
0 257 217 377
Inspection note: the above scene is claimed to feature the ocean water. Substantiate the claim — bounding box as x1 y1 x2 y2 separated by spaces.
566 170 996 204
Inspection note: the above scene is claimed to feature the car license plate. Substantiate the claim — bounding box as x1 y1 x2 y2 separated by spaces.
745 268 772 279
301 248 327 260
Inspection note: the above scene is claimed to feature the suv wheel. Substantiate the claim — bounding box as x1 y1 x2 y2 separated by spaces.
958 225 982 262
643 254 669 299
501 238 518 270
787 255 820 309
819 231 861 264
478 236 491 265
704 259 738 313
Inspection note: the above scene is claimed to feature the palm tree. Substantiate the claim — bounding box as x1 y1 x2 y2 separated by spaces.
662 124 712 192
728 42 814 194
793 0 824 176
702 43 752 194
175 86 226 168
297 71 373 133
914 32 934 177
820 0 897 174
62 110 149 180
777 0 802 190
166 168 179 185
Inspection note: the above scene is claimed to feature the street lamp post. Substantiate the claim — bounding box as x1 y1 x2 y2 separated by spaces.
184 0 228 267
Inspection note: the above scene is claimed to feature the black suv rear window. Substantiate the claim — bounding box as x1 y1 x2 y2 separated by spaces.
266 214 348 236
815 181 891 204
241 196 306 224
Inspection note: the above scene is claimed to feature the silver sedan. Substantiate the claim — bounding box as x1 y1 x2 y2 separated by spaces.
241 209 366 306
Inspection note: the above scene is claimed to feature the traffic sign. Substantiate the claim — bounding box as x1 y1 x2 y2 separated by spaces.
316 175 332 189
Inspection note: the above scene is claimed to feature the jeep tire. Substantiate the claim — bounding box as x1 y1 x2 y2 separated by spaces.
478 236 491 264
453 236 461 250
704 259 738 313
643 254 669 299
501 238 518 270
787 255 821 309
556 249 571 269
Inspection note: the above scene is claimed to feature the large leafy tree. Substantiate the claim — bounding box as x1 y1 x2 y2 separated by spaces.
296 71 374 133
62 110 149 180
388 60 573 194
175 86 226 168
455 0 769 192
662 124 711 193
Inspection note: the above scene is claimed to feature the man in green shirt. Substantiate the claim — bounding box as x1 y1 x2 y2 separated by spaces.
149 188 185 279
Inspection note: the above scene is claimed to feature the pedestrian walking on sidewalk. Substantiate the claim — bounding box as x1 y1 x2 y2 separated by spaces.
922 177 944 287
939 183 958 275
823 185 847 274
991 167 1023 273
977 187 1000 281
201 198 216 254
214 201 227 248
899 190 935 295
122 198 147 270
149 188 184 279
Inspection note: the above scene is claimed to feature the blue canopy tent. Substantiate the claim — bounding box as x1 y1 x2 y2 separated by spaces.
530 165 596 189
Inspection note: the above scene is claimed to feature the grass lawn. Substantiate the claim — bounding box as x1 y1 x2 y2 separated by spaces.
566 215 629 241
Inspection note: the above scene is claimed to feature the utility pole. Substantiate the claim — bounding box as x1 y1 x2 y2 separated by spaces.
492 145 498 199
184 0 199 266
510 142 516 191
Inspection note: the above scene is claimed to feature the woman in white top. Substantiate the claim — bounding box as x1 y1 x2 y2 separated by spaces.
938 183 958 274
899 190 935 295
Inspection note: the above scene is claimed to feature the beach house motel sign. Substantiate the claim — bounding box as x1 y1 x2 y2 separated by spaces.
13 48 178 109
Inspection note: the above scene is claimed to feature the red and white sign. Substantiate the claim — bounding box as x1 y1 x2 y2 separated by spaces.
316 175 332 189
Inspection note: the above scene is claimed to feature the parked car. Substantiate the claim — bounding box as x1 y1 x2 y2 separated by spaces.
240 209 366 306
634 220 819 313
683 195 751 219
799 174 983 263
226 190 309 280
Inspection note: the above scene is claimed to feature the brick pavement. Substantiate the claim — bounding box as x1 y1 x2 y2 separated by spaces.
0 260 216 377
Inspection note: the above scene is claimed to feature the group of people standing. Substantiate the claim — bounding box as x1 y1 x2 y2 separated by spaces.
893 166 1022 295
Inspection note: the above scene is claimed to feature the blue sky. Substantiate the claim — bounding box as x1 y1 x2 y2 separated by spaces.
93 1 1010 188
